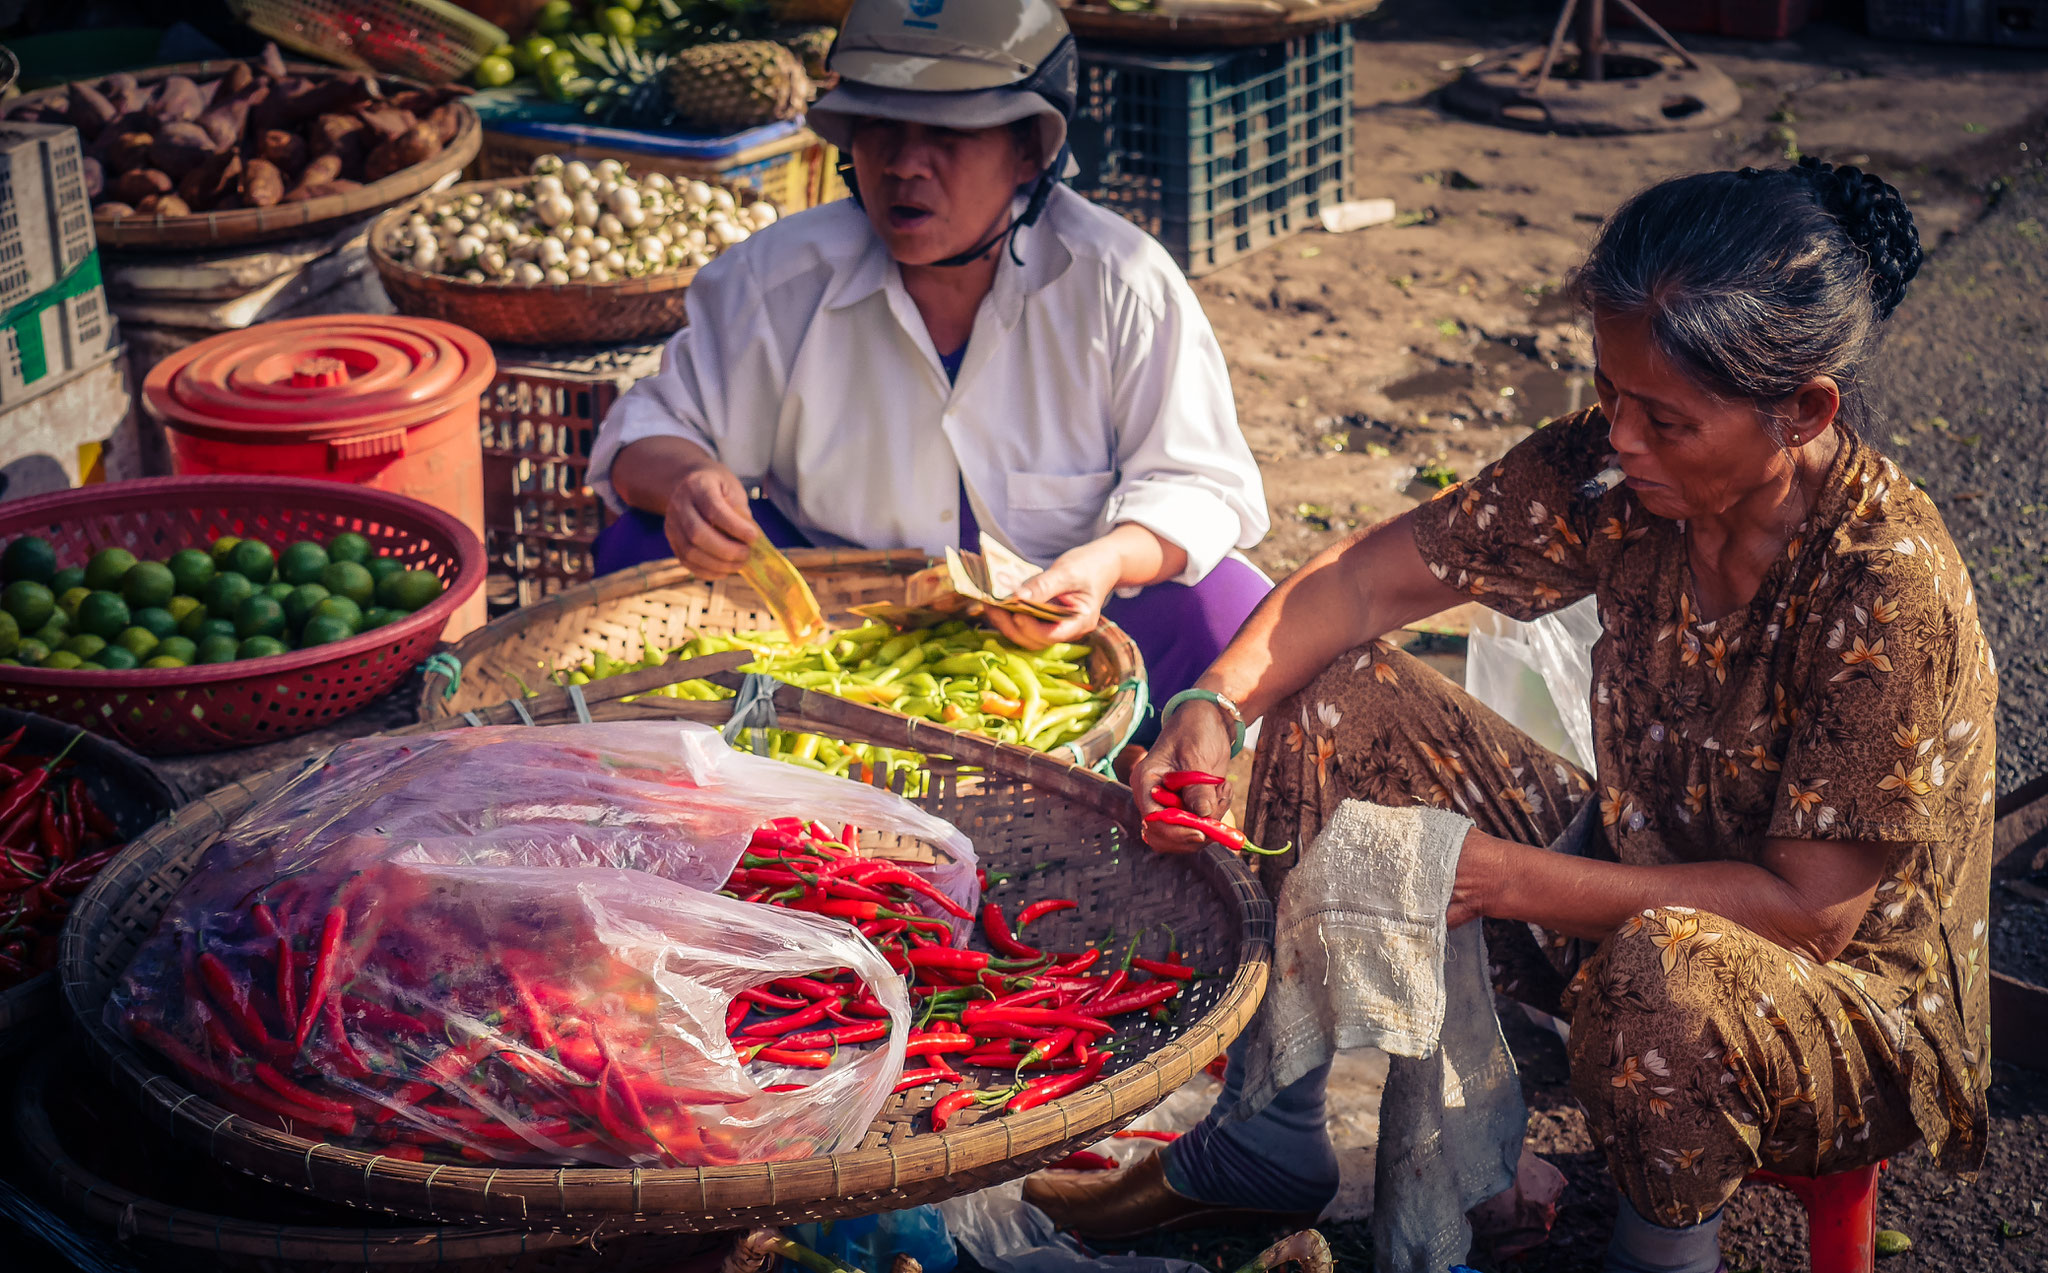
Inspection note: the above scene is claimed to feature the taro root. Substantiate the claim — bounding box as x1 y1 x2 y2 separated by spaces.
363 122 441 183
99 130 156 173
425 102 463 147
293 152 343 189
220 63 255 99
94 202 136 219
148 123 216 179
355 107 416 142
195 102 247 152
257 129 307 175
66 82 118 138
134 193 191 217
241 157 286 208
114 167 174 204
151 76 205 124
283 179 360 203
260 42 288 80
178 151 241 210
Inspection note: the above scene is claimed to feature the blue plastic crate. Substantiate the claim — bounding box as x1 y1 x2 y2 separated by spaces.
1071 26 1355 276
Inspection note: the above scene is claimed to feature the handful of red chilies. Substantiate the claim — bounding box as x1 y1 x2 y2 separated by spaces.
1143 770 1286 855
718 818 1203 1131
0 729 130 990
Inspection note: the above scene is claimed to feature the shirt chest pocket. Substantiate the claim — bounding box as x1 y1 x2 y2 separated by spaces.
1004 470 1116 557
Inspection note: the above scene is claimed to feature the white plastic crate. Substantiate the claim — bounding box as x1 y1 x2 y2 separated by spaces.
0 122 95 312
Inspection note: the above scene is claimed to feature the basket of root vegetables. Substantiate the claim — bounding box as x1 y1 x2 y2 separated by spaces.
419 551 1147 781
368 153 779 346
1 43 480 250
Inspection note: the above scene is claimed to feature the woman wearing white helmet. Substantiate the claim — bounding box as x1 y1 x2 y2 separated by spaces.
588 0 1272 723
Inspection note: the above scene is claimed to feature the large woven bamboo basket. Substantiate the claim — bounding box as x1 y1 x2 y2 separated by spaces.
368 177 763 346
418 550 1147 771
60 675 1270 1230
11 1045 727 1272
1063 0 1385 46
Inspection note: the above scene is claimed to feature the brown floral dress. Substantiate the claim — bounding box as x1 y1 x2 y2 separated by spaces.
1243 408 1993 1226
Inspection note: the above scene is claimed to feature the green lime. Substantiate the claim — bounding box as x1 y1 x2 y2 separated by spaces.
57 587 91 621
379 569 445 612
1 536 56 585
310 596 363 632
84 548 137 592
472 53 516 88
121 560 176 610
167 549 216 596
14 638 49 666
202 572 255 617
177 607 214 640
76 660 106 671
327 532 372 566
321 561 376 608
534 0 575 34
60 633 106 660
597 5 636 38
359 607 397 631
40 650 82 670
145 655 189 669
284 584 331 630
234 595 287 641
299 614 356 646
512 34 556 74
0 611 16 658
99 645 139 671
543 47 578 79
229 540 276 585
279 541 330 586
167 595 204 623
366 557 405 585
156 636 197 663
49 566 85 595
236 635 288 660
209 537 243 571
133 607 178 640
115 626 160 659
196 634 240 664
29 625 66 650
193 617 238 645
77 591 131 640
0 659 17 668
262 581 295 604
2 580 55 633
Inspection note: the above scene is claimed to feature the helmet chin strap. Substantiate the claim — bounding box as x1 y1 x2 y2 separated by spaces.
842 143 1071 271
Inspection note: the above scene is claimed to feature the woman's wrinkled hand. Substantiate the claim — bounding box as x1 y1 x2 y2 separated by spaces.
663 461 759 579
1131 701 1237 855
982 541 1120 650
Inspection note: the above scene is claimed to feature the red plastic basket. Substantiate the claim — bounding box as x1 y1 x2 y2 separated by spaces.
0 477 484 755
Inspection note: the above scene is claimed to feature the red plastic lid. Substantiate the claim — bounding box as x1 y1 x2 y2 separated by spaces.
141 315 497 444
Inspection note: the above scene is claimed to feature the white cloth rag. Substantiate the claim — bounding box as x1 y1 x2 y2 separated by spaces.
1226 799 1526 1273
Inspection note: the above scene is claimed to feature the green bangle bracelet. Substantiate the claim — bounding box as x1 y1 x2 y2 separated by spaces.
1162 689 1247 758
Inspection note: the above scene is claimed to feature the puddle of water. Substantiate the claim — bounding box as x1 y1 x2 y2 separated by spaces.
1375 335 1591 428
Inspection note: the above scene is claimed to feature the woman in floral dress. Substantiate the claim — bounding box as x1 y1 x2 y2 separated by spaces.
1029 160 1993 1271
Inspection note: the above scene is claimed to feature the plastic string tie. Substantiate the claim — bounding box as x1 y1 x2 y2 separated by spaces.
720 672 780 758
511 697 536 727
421 652 463 699
566 682 592 725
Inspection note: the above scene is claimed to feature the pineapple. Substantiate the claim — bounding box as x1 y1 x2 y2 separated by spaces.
773 24 837 83
663 40 814 132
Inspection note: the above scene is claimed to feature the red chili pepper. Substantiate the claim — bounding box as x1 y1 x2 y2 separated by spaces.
1160 771 1227 793
0 727 24 766
1113 1129 1182 1142
740 998 837 1038
38 795 69 865
1130 957 1195 981
252 1060 357 1117
738 986 808 1011
320 997 371 1078
1150 787 1183 808
1141 808 1286 855
859 866 975 921
1013 1027 1078 1074
72 777 117 841
1049 1150 1118 1171
762 1083 809 1094
0 732 80 830
726 998 749 1037
1016 899 1078 930
894 1067 954 1094
508 967 558 1053
744 1045 832 1068
803 899 952 931
1006 1050 1107 1112
981 904 1042 961
1049 948 1103 975
1087 980 1181 1017
778 1020 889 1048
962 1004 1114 1035
774 976 847 1001
906 947 992 972
931 1089 978 1131
904 1033 976 1057
295 907 348 1049
197 951 287 1059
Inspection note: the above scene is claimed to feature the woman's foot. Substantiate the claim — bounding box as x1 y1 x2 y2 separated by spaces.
1022 1151 1326 1241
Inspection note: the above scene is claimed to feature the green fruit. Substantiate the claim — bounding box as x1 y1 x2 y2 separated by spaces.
193 617 238 645
196 634 241 664
229 540 276 585
168 549 216 596
262 581 295 604
40 650 83 670
1875 1230 1911 1257
279 541 330 586
156 636 197 663
177 607 213 640
367 557 405 585
359 607 398 631
77 591 131 640
321 561 376 608
0 611 16 658
597 5 636 38
2 580 56 634
29 625 66 650
472 53 516 88
327 532 372 565
133 607 179 640
49 566 85 595
14 639 49 666
121 560 176 610
544 47 579 78
145 656 189 669
99 645 139 671
60 633 107 660
299 614 356 646
236 635 288 660
209 537 243 570
57 586 91 621
84 548 138 592
284 584 331 630
0 659 17 667
167 595 205 623
203 572 255 617
379 569 445 612
512 35 557 74
1 536 57 585
115 626 160 659
310 596 363 632
234 595 288 641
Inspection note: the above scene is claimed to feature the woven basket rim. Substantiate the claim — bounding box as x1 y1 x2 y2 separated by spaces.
1066 0 1380 46
59 688 1270 1226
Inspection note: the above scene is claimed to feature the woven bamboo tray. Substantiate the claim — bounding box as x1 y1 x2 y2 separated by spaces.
0 709 181 1058
60 676 1270 1230
417 550 1146 771
6 59 479 251
11 1044 728 1272
368 177 762 346
1065 0 1384 46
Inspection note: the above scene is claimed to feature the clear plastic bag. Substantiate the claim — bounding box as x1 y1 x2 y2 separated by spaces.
1463 597 1600 772
110 722 979 1168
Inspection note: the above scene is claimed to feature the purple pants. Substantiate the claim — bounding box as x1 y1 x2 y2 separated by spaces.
592 505 1270 742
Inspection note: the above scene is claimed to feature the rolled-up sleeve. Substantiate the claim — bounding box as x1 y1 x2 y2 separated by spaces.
1102 273 1269 586
588 249 780 514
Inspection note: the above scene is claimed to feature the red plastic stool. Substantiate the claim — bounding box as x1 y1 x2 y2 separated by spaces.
1747 1162 1883 1273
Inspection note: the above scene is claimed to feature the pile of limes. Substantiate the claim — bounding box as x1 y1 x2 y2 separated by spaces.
0 533 446 671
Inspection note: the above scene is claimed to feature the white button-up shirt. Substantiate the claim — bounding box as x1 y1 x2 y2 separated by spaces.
588 186 1268 586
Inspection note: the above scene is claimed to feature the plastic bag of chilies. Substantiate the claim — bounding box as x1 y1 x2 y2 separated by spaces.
110 722 980 1168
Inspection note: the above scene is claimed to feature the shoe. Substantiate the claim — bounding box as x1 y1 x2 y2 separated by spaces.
1022 1149 1324 1241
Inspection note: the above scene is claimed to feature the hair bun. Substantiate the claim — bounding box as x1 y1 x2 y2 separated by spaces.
1793 156 1923 321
